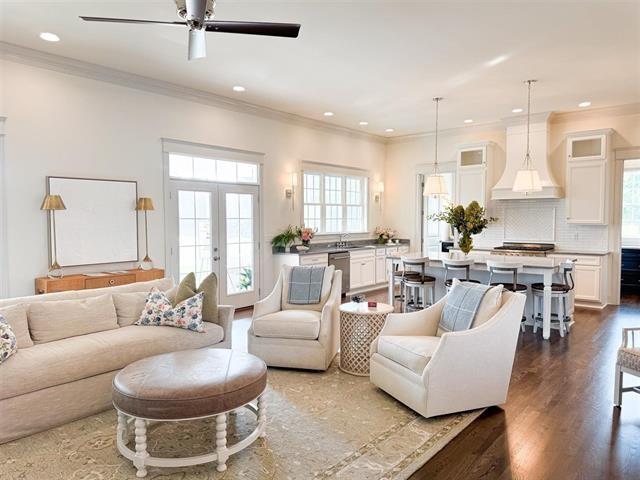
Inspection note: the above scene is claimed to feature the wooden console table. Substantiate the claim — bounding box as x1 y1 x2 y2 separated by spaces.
35 268 165 295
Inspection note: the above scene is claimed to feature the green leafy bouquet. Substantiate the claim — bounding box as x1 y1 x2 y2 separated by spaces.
429 201 497 254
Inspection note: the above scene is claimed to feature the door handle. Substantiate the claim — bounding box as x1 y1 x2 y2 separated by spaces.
213 256 220 261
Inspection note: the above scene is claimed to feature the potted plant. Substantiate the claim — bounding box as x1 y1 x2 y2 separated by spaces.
296 226 317 247
271 225 298 253
374 226 396 245
429 201 496 255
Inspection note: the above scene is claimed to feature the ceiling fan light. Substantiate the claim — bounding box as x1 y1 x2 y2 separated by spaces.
188 29 206 60
424 174 449 197
512 169 543 193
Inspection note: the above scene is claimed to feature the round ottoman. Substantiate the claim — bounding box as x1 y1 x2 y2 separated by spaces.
112 348 267 477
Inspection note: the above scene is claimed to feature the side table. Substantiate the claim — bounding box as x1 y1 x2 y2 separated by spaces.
339 302 394 376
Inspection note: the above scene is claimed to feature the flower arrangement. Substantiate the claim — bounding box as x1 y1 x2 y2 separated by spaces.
296 226 317 246
271 225 297 252
429 201 497 255
374 226 396 244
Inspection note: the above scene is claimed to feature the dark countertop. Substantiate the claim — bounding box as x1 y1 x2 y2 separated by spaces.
273 239 410 256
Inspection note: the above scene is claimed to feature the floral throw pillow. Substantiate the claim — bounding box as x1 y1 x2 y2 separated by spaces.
0 314 18 364
135 287 205 333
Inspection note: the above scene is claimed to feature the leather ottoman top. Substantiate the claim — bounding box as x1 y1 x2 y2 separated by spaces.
112 349 267 420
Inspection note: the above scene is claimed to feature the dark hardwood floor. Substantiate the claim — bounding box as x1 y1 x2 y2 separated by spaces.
235 292 640 480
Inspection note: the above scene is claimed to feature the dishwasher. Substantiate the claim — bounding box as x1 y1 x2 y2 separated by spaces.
328 252 350 295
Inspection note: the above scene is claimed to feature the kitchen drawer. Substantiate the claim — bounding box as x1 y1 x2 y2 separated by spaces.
622 249 640 271
299 254 329 266
350 249 375 259
376 248 387 257
85 274 136 290
568 255 602 266
399 246 410 254
621 270 640 286
386 247 399 255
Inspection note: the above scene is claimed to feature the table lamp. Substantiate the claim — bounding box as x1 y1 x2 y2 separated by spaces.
136 197 155 270
40 194 66 278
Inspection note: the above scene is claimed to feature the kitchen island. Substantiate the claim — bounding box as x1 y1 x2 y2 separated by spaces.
387 250 575 340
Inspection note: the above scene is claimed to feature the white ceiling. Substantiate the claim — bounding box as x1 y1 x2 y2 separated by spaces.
2 0 639 136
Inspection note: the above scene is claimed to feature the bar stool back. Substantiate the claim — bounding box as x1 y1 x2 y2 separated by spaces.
391 257 419 310
486 260 528 332
442 258 479 292
532 261 575 337
402 256 436 312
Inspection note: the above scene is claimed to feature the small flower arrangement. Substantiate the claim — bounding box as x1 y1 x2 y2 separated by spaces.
374 226 396 244
429 201 497 254
296 226 317 246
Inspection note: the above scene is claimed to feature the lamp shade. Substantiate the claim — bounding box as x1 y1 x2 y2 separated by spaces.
40 194 66 211
136 197 155 211
512 169 543 193
423 174 448 197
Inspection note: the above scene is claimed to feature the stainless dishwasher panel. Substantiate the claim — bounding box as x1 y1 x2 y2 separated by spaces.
328 252 350 295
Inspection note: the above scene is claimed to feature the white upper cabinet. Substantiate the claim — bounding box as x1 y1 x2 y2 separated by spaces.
565 129 613 225
456 142 493 208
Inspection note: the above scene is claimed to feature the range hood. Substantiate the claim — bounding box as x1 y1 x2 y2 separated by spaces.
492 112 563 200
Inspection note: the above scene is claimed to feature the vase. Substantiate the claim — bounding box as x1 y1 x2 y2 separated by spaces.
302 240 310 247
285 245 291 253
458 233 473 255
377 238 386 245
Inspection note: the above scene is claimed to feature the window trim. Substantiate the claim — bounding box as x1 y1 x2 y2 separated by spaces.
302 169 369 235
622 164 640 246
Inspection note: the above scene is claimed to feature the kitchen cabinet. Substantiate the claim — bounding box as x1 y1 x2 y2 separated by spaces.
376 248 387 284
299 253 329 267
621 248 640 294
565 129 613 225
551 254 604 304
456 142 493 208
350 249 376 290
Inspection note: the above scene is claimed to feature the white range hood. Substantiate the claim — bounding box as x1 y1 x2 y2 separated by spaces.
492 112 563 200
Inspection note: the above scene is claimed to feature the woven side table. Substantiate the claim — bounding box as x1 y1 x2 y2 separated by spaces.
339 302 394 376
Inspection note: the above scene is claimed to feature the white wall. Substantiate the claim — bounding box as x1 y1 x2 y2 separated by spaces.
384 108 640 252
2 61 385 297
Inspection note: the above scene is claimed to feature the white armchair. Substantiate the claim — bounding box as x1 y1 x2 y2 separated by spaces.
248 267 342 371
370 290 526 418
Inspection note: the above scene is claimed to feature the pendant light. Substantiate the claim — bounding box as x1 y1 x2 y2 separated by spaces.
424 97 449 197
512 80 543 194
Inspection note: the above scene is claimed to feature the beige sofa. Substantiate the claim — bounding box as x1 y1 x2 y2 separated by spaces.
0 278 234 444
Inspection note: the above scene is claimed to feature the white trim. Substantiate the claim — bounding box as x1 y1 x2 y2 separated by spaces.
0 116 7 298
616 147 640 161
1 42 385 144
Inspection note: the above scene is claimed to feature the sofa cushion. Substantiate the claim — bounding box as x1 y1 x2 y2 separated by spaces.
28 293 119 344
74 277 175 299
112 292 148 327
281 265 335 312
0 322 224 400
136 288 205 332
377 336 441 374
0 304 33 349
253 310 321 340
175 272 218 324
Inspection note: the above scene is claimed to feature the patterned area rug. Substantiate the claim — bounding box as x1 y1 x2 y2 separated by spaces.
1 363 483 480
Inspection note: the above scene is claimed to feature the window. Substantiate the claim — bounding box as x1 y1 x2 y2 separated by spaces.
422 172 454 253
303 171 368 233
169 154 259 184
622 163 640 245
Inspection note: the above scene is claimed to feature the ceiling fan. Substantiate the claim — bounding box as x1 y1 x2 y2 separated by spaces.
80 0 301 61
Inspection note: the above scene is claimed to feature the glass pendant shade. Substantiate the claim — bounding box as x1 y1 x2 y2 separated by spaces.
512 168 542 193
424 174 449 196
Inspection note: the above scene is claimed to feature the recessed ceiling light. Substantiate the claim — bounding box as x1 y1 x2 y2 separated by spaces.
578 101 591 108
359 121 369 126
385 128 394 133
464 119 473 124
323 111 334 117
512 108 523 113
232 85 245 92
39 32 60 42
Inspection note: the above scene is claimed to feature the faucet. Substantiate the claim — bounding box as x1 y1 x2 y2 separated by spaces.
337 233 351 248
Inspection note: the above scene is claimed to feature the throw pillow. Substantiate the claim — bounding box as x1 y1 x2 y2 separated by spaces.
0 304 34 349
175 272 218 324
0 314 18 364
136 287 205 333
112 292 149 327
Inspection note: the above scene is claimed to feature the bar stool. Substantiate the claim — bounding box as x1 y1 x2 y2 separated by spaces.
391 258 420 311
442 258 480 293
486 260 528 332
402 256 436 312
532 261 575 337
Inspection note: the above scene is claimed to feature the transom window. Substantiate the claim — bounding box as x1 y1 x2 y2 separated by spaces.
303 171 368 233
169 153 259 184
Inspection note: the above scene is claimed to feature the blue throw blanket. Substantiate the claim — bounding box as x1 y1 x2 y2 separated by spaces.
288 266 326 305
439 281 491 333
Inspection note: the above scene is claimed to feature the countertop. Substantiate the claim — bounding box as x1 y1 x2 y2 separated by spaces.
273 240 409 256
450 247 611 256
388 250 566 270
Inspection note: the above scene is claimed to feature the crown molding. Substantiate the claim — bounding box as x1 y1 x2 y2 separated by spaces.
0 42 386 144
386 120 504 145
551 103 640 124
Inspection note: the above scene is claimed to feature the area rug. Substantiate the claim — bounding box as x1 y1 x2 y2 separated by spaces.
0 363 483 480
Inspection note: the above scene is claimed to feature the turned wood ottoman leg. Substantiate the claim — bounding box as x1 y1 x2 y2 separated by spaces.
215 413 228 472
258 394 267 438
133 418 149 478
117 412 129 446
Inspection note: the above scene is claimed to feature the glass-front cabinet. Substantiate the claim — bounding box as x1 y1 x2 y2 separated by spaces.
456 142 493 208
568 133 607 161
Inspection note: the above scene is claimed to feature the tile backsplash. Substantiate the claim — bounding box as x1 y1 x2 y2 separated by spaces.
473 198 609 252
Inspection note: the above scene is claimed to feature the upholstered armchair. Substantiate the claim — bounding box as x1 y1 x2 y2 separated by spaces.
370 290 526 418
248 266 342 371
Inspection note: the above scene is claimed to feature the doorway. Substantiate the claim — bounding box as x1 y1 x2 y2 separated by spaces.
620 158 640 300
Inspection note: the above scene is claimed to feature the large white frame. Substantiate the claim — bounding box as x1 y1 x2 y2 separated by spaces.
0 117 7 298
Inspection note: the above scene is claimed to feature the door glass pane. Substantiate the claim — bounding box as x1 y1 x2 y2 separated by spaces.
225 192 254 294
178 190 212 282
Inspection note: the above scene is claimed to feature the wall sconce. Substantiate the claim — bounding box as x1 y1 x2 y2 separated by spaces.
285 172 298 210
374 181 384 207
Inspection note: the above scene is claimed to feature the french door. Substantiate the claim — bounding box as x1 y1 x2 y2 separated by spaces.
167 180 260 308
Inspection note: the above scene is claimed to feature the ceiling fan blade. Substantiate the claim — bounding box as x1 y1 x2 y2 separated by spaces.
79 16 186 26
188 29 206 61
204 21 300 38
